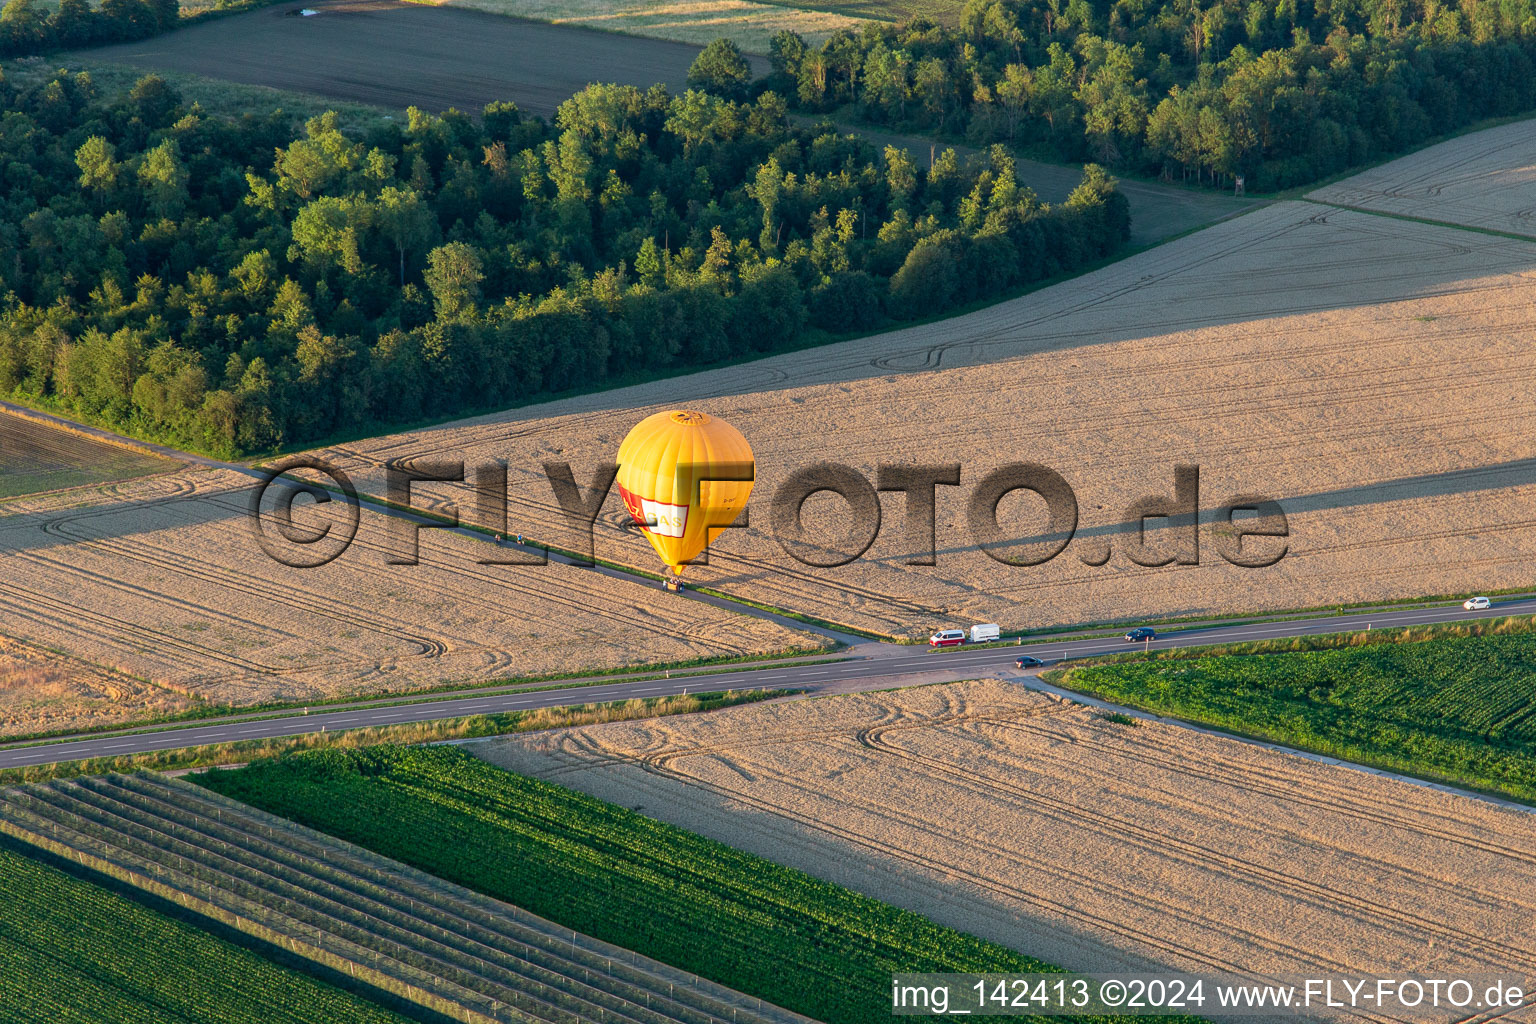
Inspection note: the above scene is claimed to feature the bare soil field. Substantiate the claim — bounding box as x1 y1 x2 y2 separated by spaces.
322 193 1536 638
71 0 764 117
1 410 178 499
479 679 1536 1020
1308 117 1536 238
0 466 825 731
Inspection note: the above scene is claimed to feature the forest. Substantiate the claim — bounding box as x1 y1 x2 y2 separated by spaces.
764 0 1536 188
0 0 266 55
7 0 1529 458
0 68 1128 455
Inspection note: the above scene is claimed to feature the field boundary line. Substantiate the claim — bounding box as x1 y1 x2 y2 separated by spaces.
0 655 841 750
0 400 195 467
0 810 498 1024
1299 198 1536 243
1020 674 1536 818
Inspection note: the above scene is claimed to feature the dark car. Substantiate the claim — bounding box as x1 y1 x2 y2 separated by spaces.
1014 655 1044 668
1124 627 1157 642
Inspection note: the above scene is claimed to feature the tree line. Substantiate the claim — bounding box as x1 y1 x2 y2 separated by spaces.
0 69 1128 456
0 0 263 55
762 0 1536 189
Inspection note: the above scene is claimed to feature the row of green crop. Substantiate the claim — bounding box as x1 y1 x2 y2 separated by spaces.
7 773 763 1024
10 779 616 1024
122 772 730 1023
1051 627 1536 803
109 774 685 1020
195 745 1190 1024
0 839 413 1023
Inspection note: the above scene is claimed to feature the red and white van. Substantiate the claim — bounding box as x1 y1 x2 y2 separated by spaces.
929 629 966 647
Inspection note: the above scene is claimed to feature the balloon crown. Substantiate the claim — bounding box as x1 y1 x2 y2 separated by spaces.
669 410 711 424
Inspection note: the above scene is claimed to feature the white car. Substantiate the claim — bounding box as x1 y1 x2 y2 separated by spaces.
1463 596 1491 610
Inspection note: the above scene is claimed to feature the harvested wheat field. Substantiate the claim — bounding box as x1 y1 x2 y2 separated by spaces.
321 192 1536 638
0 636 195 739
0 466 825 725
421 0 870 50
480 679 1536 1022
1308 116 1536 237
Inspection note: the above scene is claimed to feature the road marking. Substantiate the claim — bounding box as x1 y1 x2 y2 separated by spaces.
11 603 1531 770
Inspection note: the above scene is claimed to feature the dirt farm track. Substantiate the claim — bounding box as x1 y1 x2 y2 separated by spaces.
71 0 761 117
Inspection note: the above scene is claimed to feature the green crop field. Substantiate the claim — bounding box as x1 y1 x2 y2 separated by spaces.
0 771 819 1024
0 839 413 1023
195 745 1165 1024
1051 622 1536 804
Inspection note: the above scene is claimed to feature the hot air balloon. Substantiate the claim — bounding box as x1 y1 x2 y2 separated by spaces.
616 410 754 576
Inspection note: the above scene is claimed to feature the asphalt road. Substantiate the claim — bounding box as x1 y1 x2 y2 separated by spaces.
5 594 1532 771
4 399 1529 775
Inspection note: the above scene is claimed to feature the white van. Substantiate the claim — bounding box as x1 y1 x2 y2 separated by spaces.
970 623 1001 644
930 629 966 648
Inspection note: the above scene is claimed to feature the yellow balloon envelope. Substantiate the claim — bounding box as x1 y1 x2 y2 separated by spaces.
616 410 754 575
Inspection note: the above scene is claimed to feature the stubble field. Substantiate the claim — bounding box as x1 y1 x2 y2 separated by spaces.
1 410 177 499
479 679 1536 1021
322 174 1536 637
0 636 196 739
413 0 870 50
0 463 825 734
1308 118 1536 238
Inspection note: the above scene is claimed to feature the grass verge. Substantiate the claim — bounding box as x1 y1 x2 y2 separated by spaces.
1045 615 1536 805
0 689 785 786
1300 197 1536 243
3 57 396 135
0 643 837 746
